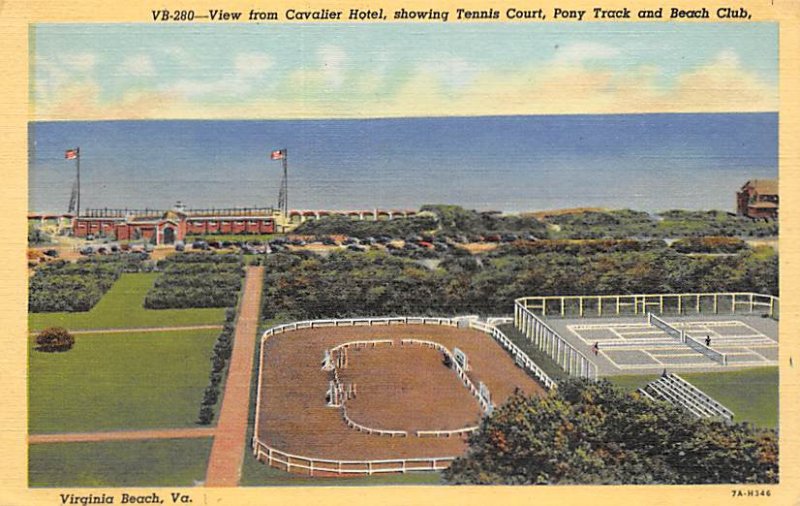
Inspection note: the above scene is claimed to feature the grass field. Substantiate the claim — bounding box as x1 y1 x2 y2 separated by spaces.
29 438 212 487
29 273 225 331
29 328 219 433
608 367 778 429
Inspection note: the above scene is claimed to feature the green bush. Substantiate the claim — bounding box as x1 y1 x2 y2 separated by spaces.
443 379 778 485
35 327 75 352
29 256 147 313
144 254 244 309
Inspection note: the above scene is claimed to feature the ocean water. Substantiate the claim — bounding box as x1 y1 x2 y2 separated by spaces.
28 113 777 214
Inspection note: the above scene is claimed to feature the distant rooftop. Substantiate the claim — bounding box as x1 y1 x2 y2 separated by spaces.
742 179 778 195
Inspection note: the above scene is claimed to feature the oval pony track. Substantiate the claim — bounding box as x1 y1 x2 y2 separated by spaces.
256 324 545 468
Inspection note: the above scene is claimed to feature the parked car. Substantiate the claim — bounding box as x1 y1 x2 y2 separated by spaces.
192 241 209 250
347 244 366 252
322 237 338 246
43 249 59 258
175 241 185 252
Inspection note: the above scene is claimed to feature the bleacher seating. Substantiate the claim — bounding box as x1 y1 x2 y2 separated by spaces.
642 373 734 422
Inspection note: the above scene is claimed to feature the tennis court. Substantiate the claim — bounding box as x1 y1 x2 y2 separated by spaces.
557 314 778 373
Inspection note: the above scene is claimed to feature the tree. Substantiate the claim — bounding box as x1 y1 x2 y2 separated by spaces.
35 327 75 352
443 379 778 485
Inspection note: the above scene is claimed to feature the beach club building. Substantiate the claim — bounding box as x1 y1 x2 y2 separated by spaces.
72 204 276 244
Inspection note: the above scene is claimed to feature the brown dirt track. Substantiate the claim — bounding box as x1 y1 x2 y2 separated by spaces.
340 344 482 432
256 324 545 463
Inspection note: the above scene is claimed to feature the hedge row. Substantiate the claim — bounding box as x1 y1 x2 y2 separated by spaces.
197 308 237 425
29 256 148 313
144 254 244 309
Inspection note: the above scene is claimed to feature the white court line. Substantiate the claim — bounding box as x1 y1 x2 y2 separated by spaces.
647 352 705 358
568 327 593 346
603 345 695 352
744 347 776 362
672 320 748 328
609 328 628 340
641 350 664 365
568 323 650 330
615 329 664 336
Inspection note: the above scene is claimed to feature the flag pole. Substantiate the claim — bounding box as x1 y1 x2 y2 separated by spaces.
76 147 81 217
282 148 288 218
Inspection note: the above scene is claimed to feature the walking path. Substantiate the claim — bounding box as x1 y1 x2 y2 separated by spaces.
29 427 216 444
29 324 224 336
204 266 264 487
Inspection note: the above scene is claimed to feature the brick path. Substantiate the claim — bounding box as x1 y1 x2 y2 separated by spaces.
29 427 216 444
204 266 264 486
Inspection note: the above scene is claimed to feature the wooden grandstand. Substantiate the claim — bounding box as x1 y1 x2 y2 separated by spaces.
639 373 734 422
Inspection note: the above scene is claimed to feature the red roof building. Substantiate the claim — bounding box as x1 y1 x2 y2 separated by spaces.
72 205 275 245
736 179 778 219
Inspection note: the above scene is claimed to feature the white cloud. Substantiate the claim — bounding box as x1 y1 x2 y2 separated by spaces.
32 47 777 120
551 42 621 66
120 55 156 77
234 53 273 79
318 45 347 88
67 53 97 72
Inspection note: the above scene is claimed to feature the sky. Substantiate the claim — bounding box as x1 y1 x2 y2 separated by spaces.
30 23 778 120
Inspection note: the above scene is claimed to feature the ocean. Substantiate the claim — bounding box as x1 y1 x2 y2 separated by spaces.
28 113 777 214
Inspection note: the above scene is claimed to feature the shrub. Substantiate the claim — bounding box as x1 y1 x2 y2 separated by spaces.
35 327 75 352
197 406 215 425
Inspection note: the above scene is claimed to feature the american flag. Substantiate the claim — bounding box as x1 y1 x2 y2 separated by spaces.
65 149 78 160
270 149 285 160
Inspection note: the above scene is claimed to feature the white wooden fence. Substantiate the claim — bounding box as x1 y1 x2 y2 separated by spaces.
253 315 557 475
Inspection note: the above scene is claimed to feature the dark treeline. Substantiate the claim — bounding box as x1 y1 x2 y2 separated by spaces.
29 255 149 313
289 206 777 240
671 236 749 254
546 209 777 239
443 379 777 485
144 253 244 309
261 244 778 320
293 215 439 239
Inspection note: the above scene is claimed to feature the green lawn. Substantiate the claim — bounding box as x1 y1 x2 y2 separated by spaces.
29 328 219 433
29 273 225 331
29 438 212 487
608 367 778 429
